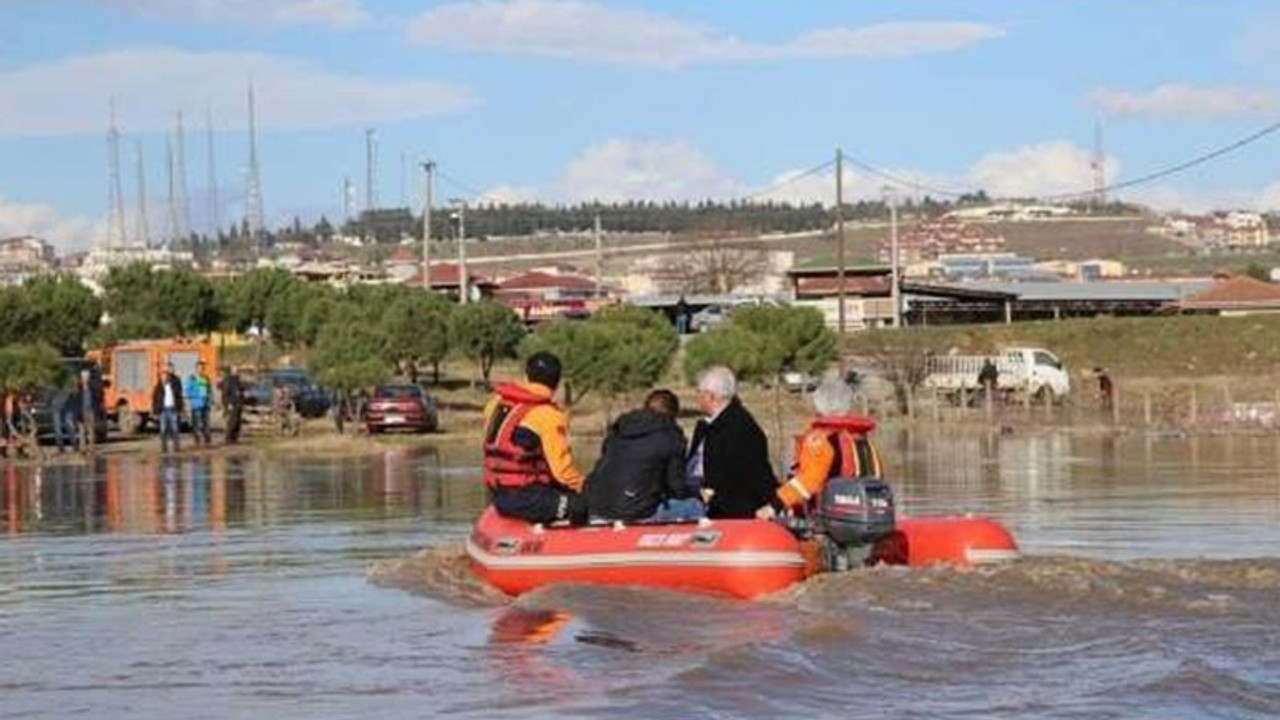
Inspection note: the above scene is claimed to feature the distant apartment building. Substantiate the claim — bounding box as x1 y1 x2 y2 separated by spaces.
0 236 57 286
1156 211 1269 249
878 220 1006 265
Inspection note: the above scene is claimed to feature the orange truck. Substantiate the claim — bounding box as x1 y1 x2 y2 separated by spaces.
87 339 220 435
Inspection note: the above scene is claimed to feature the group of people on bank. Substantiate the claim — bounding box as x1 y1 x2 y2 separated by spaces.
481 351 881 526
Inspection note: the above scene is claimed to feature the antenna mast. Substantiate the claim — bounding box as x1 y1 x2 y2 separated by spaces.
1091 120 1106 209
106 100 127 252
174 111 191 243
134 142 150 250
207 108 220 238
245 84 265 247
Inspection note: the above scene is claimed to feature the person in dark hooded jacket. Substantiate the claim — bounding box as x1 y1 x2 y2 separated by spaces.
587 389 699 522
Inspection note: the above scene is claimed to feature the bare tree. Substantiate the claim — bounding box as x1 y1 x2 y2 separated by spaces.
661 230 768 294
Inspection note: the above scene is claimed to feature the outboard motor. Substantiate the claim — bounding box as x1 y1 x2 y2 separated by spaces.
812 477 896 571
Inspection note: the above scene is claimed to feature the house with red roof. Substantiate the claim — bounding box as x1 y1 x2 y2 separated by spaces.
1171 275 1280 316
403 262 496 301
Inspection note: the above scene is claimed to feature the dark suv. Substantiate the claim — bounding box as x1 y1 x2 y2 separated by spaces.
244 368 331 419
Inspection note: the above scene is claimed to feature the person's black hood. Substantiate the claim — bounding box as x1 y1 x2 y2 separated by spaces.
612 409 676 440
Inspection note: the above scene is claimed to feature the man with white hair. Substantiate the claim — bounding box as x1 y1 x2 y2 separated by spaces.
687 365 776 519
757 370 882 519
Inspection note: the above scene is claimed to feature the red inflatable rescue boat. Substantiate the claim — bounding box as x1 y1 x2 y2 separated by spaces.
467 507 1019 600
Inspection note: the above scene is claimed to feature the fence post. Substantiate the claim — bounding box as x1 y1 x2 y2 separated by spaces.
1223 383 1233 421
1188 384 1198 428
1142 391 1152 427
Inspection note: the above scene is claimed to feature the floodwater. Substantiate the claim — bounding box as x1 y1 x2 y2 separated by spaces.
3 430 1280 719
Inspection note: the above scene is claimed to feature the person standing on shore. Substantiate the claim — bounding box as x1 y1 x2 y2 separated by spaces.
220 367 243 445
52 380 78 454
78 367 98 454
185 361 213 446
152 365 184 453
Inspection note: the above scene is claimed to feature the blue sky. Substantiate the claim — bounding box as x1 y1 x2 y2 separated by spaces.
4 0 1280 249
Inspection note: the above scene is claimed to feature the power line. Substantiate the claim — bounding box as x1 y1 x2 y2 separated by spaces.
738 158 836 203
842 115 1280 204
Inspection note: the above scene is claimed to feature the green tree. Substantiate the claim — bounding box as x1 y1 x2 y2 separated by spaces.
220 267 299 334
311 306 392 391
19 274 103 355
451 301 525 386
102 263 218 338
381 291 453 383
524 306 678 409
682 324 769 384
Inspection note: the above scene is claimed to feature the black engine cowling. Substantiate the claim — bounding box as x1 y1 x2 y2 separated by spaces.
813 477 896 548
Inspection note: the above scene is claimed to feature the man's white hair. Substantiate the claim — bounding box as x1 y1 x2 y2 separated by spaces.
697 365 737 400
811 370 854 417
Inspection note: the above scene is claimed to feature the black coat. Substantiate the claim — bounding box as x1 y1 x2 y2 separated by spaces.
151 375 184 416
689 397 776 519
586 409 692 521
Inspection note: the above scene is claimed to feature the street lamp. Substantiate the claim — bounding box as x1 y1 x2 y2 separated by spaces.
449 198 469 305
883 186 901 328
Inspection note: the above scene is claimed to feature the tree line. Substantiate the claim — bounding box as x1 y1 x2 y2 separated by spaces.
0 266 839 428
170 196 1146 251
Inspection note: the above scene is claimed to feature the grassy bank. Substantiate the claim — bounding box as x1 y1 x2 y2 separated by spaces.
850 314 1280 380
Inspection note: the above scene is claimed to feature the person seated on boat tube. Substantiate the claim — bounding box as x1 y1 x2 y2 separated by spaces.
586 389 703 523
756 371 882 520
689 366 777 519
482 351 588 525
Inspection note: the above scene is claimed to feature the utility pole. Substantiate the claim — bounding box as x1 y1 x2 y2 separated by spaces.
885 185 902 328
451 198 468 305
594 213 603 297
835 148 846 372
421 160 435 292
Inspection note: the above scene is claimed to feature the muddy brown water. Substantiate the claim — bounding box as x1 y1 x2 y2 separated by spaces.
2 431 1279 719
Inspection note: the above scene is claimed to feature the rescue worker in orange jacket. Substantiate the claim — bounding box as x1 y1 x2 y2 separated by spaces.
482 351 588 525
757 371 882 519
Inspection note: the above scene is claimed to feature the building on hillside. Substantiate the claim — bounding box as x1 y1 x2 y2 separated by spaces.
1036 258 1126 281
77 246 195 279
944 204 1076 222
0 236 57 286
1153 211 1270 249
494 270 608 324
1169 275 1280 316
877 220 1005 265
403 262 495 302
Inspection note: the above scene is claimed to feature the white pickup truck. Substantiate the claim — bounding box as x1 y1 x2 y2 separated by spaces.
923 346 1071 405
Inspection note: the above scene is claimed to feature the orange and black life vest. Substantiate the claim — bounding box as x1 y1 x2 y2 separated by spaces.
482 384 554 490
792 415 883 481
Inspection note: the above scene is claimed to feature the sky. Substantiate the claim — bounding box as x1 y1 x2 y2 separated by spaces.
5 0 1280 250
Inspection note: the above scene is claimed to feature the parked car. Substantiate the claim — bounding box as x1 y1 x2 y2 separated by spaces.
243 368 331 419
690 304 730 333
365 385 438 434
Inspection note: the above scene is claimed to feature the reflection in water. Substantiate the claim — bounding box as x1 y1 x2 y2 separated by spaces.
0 446 487 537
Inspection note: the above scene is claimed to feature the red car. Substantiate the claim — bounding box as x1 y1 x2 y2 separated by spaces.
365 385 438 434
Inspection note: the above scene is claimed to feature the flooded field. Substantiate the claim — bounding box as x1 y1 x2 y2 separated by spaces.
3 430 1279 719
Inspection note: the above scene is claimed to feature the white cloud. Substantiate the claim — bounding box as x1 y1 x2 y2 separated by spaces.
786 22 1004 59
1091 84 1280 120
484 139 1123 208
406 0 1003 68
555 139 744 202
967 141 1115 199
0 47 477 136
0 197 99 251
82 0 369 29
